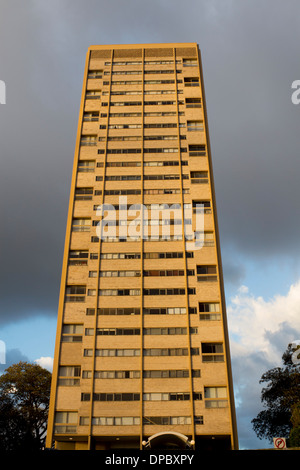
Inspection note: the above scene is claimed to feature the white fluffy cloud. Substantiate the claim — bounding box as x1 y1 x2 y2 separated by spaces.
34 356 53 372
226 280 300 449
227 281 300 363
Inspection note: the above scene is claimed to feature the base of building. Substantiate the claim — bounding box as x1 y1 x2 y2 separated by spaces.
52 434 232 451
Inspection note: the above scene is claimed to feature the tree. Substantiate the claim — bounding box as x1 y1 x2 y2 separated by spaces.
252 344 300 444
0 361 52 450
290 402 300 447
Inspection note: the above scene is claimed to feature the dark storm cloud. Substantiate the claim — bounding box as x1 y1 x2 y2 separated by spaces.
0 348 29 374
1 0 300 327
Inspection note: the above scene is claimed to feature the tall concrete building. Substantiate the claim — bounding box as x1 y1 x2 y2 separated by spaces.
46 43 238 451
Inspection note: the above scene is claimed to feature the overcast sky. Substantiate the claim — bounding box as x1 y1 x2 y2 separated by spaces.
1 0 300 450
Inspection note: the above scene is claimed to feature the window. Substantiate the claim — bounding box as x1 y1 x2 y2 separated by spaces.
144 174 181 180
85 90 101 99
100 252 140 260
78 161 95 172
107 125 142 130
143 147 179 153
88 70 103 79
201 343 224 362
61 324 83 342
95 349 140 357
58 366 81 386
100 270 141 277
199 302 221 321
105 175 141 181
75 187 93 200
143 270 186 277
96 328 140 336
143 288 185 296
190 171 208 184
108 112 142 117
80 135 97 146
144 69 174 74
112 61 142 65
92 416 140 426
193 231 214 247
204 387 228 408
143 392 192 401
83 112 99 121
187 120 204 131
98 308 140 316
65 286 86 302
104 189 141 195
85 328 94 336
93 393 140 401
72 218 91 232
197 265 218 282
183 59 197 66
111 80 142 85
144 189 183 195
189 144 206 156
83 349 93 357
68 249 88 264
144 252 184 259
106 161 141 168
184 77 199 86
192 200 211 214
106 147 141 154
143 135 178 141
144 90 182 95
144 160 187 167
197 265 217 274
194 416 204 425
99 289 140 296
109 100 142 106
143 307 186 315
106 136 141 142
144 101 177 106
59 366 81 377
144 123 177 129
185 98 201 108
54 412 77 433
108 70 142 75
143 327 188 335
104 90 142 96
81 393 91 401
95 370 140 379
143 416 192 425
143 370 190 378
143 348 199 356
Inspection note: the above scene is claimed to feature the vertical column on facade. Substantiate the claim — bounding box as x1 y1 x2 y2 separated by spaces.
87 48 113 450
196 46 238 450
45 49 92 450
173 48 195 444
139 47 145 450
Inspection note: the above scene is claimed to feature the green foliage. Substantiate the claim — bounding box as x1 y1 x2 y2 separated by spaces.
291 403 300 428
252 345 300 444
289 426 300 448
0 361 52 450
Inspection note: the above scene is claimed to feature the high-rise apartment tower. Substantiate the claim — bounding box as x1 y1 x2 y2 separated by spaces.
46 43 238 451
